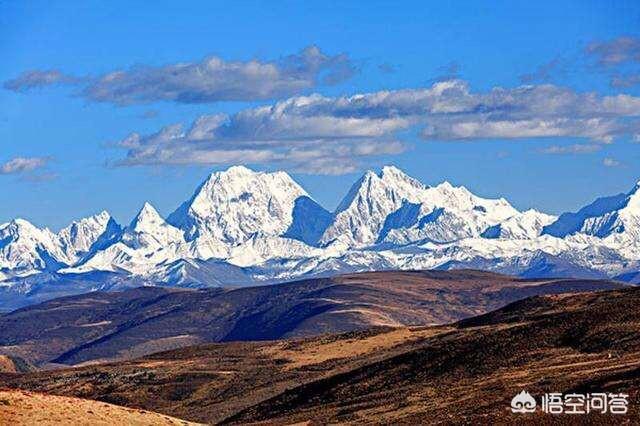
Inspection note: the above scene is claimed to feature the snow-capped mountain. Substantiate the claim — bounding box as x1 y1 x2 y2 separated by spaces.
1 165 639 310
65 203 185 275
377 181 526 245
0 212 121 281
125 203 185 250
0 219 65 280
542 181 640 260
320 166 525 247
543 182 640 240
57 211 121 263
319 166 429 246
482 209 556 240
167 165 331 257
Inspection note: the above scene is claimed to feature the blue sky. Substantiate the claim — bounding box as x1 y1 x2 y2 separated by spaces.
2 0 640 229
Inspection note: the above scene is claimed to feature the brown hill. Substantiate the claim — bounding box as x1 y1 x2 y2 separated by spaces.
5 286 640 424
0 270 625 366
0 388 201 425
0 355 35 374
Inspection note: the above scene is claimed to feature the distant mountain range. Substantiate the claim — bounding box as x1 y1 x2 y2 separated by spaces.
1 165 639 309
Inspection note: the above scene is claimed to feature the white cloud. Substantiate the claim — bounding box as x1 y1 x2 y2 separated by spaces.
112 79 640 174
603 157 622 167
422 118 618 142
539 144 602 155
611 74 640 89
5 47 356 105
585 37 640 88
586 37 640 66
3 70 76 92
0 157 51 175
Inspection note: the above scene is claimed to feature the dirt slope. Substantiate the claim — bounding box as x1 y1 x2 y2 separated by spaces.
0 355 35 373
0 388 201 425
6 286 640 424
0 270 624 366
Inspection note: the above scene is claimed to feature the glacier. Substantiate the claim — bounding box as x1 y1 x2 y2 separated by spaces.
1 165 639 310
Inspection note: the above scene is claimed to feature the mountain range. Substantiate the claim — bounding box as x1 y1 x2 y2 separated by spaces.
1 165 639 310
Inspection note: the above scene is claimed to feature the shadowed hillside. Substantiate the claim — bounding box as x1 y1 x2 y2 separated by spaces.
0 270 625 366
0 355 35 373
5 286 640 424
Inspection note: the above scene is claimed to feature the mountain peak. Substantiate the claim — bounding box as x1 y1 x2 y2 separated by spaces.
207 165 256 182
626 180 640 209
130 203 163 230
63 211 112 229
101 202 185 256
56 211 121 264
379 166 426 188
167 166 310 250
0 217 65 275
10 218 37 229
139 202 158 214
3 218 56 239
95 210 111 220
220 164 254 175
360 169 379 181
322 167 430 246
379 165 403 177
436 181 454 189
542 181 640 238
333 173 372 215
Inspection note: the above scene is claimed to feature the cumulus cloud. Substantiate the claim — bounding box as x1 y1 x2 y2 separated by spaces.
3 70 77 92
4 47 356 105
538 144 602 155
521 37 640 89
414 81 640 143
586 37 640 67
611 74 640 89
584 36 640 88
0 157 51 175
111 79 640 174
603 157 622 167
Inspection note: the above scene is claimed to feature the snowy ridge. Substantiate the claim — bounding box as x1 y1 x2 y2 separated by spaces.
320 166 431 246
64 203 186 275
57 211 120 263
482 209 556 240
166 165 327 258
0 219 65 279
1 165 640 307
